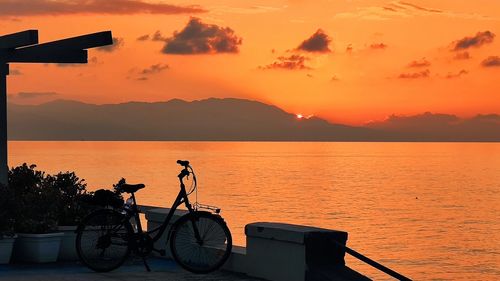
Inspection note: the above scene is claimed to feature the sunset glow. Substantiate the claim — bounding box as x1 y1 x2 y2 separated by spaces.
2 0 499 125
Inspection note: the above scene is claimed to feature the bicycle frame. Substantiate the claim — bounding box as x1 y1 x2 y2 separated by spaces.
122 166 200 245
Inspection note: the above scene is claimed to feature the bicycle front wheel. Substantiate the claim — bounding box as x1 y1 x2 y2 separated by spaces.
170 211 232 273
75 209 133 272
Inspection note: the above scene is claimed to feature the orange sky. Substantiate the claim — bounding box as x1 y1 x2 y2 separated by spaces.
1 0 499 125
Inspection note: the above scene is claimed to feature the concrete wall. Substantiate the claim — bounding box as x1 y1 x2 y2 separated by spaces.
145 208 370 281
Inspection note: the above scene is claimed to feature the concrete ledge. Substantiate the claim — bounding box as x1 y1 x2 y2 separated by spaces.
145 208 370 281
245 222 351 281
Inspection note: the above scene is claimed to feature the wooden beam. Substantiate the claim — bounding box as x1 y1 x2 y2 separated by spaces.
0 30 38 49
15 31 112 52
7 49 87 63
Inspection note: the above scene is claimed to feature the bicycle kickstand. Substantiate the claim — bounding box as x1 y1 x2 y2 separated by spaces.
142 257 151 272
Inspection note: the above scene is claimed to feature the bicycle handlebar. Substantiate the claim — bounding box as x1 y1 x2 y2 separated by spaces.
176 159 197 195
177 160 190 167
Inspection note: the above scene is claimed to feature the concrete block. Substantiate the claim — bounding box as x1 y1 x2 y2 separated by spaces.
245 222 349 281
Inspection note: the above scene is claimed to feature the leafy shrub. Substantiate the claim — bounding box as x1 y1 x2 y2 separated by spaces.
8 164 60 234
46 171 89 226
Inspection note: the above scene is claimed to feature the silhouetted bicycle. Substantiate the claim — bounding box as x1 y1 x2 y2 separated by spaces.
75 160 232 274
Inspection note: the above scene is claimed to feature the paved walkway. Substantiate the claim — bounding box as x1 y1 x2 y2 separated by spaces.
0 258 261 281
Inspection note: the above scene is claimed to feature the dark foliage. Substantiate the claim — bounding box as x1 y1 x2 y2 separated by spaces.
46 171 90 226
8 164 59 234
0 183 15 237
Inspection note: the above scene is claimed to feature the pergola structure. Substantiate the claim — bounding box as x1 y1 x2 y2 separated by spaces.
0 30 113 185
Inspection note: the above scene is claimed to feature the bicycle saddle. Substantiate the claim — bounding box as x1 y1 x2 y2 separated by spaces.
119 183 145 193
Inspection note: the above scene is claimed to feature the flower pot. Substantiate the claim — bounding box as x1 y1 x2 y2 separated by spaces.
0 235 17 264
13 232 64 263
58 226 78 261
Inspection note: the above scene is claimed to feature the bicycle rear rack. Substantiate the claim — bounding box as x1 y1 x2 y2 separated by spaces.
193 202 221 214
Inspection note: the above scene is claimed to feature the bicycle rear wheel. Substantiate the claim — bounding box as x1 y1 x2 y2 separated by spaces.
170 211 232 274
75 209 133 272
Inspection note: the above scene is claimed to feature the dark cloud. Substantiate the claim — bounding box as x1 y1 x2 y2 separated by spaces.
15 92 58 99
397 1 443 13
408 58 430 68
141 63 169 75
383 6 398 12
454 52 470 60
296 29 331 53
452 31 495 51
136 34 150 41
369 43 387 50
398 69 430 79
445 69 468 79
481 56 500 67
152 31 168 42
161 18 242 55
330 75 340 82
0 0 206 16
96 37 124 52
259 55 311 70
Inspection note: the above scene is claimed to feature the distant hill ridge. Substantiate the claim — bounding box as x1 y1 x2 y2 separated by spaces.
7 98 377 141
8 98 500 141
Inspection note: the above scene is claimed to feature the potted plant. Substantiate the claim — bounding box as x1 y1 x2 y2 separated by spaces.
47 171 90 261
0 183 16 264
10 164 64 263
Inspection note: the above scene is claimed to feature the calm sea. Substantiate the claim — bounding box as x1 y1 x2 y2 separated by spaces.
8 141 500 280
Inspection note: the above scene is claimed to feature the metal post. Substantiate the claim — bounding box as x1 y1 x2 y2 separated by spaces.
0 63 8 186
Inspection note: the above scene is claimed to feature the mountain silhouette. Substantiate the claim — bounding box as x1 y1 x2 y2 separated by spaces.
7 98 379 141
8 98 500 141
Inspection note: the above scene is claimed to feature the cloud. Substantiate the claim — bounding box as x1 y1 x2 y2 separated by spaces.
152 31 168 42
0 0 206 16
453 52 471 60
408 58 431 68
335 2 492 21
369 43 387 50
330 75 340 82
259 55 311 70
452 31 495 51
445 69 468 79
96 37 124 52
160 18 242 55
136 34 150 41
398 69 430 79
141 63 169 75
397 1 443 13
296 29 331 53
15 92 58 99
481 56 500 67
